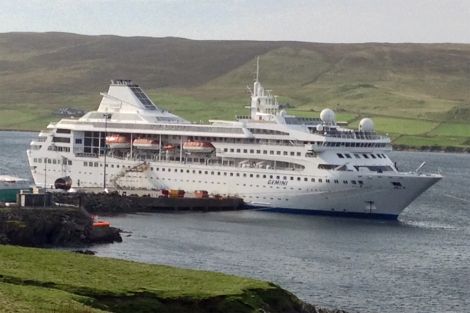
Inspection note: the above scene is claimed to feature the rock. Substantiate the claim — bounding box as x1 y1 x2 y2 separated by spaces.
87 226 122 244
0 207 121 247
73 249 96 255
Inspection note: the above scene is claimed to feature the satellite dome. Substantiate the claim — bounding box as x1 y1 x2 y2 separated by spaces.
320 108 336 124
316 124 324 132
359 118 374 132
279 109 287 116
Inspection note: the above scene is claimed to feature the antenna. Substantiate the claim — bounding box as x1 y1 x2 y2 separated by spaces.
256 56 260 82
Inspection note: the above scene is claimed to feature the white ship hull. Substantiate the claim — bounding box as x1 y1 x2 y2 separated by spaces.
28 153 440 219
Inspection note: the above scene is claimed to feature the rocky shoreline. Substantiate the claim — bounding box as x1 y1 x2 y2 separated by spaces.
0 206 122 247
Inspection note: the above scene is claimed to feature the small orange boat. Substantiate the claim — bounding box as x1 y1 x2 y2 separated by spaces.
93 220 111 228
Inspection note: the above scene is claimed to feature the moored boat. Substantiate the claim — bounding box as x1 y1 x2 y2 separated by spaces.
27 65 442 219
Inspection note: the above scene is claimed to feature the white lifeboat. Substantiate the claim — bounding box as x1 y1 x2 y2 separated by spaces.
133 138 160 150
106 134 130 149
182 141 215 153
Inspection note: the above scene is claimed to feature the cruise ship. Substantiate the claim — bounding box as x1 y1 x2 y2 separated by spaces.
27 64 442 219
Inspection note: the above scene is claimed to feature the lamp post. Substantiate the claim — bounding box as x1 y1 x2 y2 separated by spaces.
103 113 112 191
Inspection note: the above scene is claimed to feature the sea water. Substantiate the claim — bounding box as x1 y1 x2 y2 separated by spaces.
1 131 469 313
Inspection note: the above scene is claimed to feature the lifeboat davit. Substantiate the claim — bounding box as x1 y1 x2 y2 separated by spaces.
106 134 130 149
182 141 215 153
133 138 160 150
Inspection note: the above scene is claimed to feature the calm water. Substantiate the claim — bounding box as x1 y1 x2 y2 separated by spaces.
1 131 469 313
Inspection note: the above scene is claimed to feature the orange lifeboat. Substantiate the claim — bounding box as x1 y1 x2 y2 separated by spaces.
106 134 130 149
182 141 215 153
92 216 111 228
93 220 111 228
133 138 160 150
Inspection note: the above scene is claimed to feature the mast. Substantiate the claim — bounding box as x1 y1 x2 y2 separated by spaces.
256 56 259 82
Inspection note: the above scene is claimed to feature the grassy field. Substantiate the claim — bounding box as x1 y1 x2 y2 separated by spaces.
0 245 307 313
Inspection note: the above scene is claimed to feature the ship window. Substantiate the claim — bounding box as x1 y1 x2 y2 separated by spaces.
318 179 322 183
270 175 273 179
363 154 369 159
371 154 376 159
296 152 300 156
290 177 294 180
334 180 339 183
230 173 233 176
270 151 274 155
392 182 402 187
343 180 348 184
283 151 288 155
83 162 87 167
263 150 267 154
290 152 295 156
345 154 352 159
198 170 202 174
354 154 360 158
358 180 364 185
377 154 382 158
88 162 93 166
186 170 190 173
230 149 234 152
205 171 208 174
250 174 253 177
263 175 266 178
351 180 357 184
256 150 260 153
337 153 344 158
75 139 82 144
168 169 171 172
243 174 246 177
276 176 280 179
94 162 98 167
243 149 247 153
236 149 240 153
326 179 330 183
236 173 240 177
297 177 301 181
311 178 315 182
224 148 228 152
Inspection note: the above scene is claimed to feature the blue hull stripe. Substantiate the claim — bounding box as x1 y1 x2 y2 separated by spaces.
244 205 398 220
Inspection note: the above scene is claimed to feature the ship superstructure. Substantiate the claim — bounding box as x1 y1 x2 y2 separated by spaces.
27 67 441 219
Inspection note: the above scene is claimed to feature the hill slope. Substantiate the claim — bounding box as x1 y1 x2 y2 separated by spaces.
0 32 469 148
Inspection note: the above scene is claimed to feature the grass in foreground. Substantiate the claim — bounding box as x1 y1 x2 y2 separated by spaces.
0 245 303 313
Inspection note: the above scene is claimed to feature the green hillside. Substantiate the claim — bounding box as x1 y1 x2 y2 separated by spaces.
1 32 469 150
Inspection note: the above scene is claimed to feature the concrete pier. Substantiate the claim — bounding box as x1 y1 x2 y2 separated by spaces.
52 190 245 214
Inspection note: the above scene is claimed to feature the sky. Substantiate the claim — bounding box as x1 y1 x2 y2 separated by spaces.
1 0 469 43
